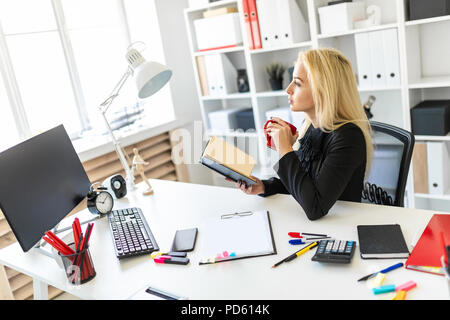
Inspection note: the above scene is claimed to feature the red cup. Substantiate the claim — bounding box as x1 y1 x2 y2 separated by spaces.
264 119 297 150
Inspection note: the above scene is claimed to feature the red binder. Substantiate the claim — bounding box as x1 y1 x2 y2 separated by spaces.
248 0 262 49
242 0 255 50
405 214 450 275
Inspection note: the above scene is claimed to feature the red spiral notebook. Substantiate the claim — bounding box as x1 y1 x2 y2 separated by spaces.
405 214 450 275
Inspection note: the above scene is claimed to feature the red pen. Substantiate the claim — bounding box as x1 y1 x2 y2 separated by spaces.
288 232 303 238
72 222 79 248
45 231 74 254
42 236 72 256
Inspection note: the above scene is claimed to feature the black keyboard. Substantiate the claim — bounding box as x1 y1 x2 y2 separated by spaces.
108 207 159 259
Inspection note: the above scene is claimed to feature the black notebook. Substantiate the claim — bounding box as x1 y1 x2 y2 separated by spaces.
357 224 410 259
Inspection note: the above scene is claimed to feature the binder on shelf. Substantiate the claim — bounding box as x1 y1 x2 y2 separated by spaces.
196 56 209 96
255 0 274 48
276 0 309 47
426 142 450 195
242 0 255 50
368 31 386 87
248 0 262 49
382 28 401 87
355 32 373 89
203 54 238 96
412 143 428 194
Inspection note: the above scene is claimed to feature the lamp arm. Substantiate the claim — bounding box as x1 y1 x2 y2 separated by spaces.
98 66 136 189
100 67 133 113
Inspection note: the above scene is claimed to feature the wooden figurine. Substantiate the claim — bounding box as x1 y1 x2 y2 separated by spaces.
132 147 154 195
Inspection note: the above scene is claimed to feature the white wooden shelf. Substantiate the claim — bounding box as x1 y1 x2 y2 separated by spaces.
405 15 450 27
415 193 450 201
250 41 312 54
200 92 252 101
206 130 260 138
317 23 398 39
408 76 450 89
255 90 287 98
194 45 245 56
358 85 402 92
414 134 450 142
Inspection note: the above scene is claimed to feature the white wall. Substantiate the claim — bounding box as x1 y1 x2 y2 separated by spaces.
153 0 213 185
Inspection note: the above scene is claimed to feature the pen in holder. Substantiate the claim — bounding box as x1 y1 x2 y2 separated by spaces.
59 242 96 285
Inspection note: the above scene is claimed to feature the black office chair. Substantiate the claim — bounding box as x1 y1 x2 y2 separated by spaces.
362 121 415 207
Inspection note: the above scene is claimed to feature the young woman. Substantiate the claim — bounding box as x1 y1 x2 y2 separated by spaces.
230 48 373 220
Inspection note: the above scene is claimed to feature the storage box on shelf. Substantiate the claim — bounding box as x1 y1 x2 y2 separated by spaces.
194 12 243 52
314 0 398 38
411 100 450 136
318 1 366 35
407 0 450 21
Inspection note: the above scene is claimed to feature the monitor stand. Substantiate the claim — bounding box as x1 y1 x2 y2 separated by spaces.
33 214 106 258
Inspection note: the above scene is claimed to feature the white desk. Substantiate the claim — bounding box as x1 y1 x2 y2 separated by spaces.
0 179 448 300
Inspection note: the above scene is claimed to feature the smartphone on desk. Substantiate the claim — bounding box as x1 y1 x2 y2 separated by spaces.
171 228 198 252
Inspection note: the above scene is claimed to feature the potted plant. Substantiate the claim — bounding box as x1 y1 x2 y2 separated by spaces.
265 62 286 91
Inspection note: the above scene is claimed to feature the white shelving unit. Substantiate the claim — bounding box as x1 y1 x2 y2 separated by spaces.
184 0 450 211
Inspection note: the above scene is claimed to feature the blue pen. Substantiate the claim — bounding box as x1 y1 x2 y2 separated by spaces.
289 239 305 245
357 262 404 282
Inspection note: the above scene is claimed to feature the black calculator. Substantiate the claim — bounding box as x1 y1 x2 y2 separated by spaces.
311 240 356 264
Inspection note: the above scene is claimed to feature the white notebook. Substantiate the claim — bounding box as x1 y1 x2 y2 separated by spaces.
199 210 276 263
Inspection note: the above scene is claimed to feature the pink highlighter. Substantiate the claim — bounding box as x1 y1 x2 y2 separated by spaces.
264 119 297 150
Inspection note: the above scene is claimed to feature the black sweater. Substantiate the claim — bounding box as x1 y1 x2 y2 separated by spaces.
259 122 367 220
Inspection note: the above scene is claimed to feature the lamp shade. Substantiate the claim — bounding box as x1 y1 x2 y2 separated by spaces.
134 61 172 99
126 48 172 99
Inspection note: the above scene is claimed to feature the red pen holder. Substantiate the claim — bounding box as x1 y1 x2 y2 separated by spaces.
59 243 96 285
264 119 297 150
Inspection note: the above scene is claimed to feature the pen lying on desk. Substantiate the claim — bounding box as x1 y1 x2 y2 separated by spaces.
272 242 318 268
357 262 404 282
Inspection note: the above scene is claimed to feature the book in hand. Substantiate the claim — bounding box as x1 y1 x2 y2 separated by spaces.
200 136 257 186
357 224 410 259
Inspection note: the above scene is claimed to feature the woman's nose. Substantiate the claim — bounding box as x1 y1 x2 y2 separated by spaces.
286 82 293 95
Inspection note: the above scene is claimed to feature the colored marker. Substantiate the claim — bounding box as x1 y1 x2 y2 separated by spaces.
393 290 407 300
372 284 396 295
154 255 189 265
396 281 416 292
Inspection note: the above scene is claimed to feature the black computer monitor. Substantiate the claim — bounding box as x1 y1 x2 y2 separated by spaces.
0 125 91 252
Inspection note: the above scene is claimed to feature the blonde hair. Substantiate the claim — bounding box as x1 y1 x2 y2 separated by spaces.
296 48 373 174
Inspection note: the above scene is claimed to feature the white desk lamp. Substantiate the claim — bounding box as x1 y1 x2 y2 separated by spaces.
99 43 172 191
